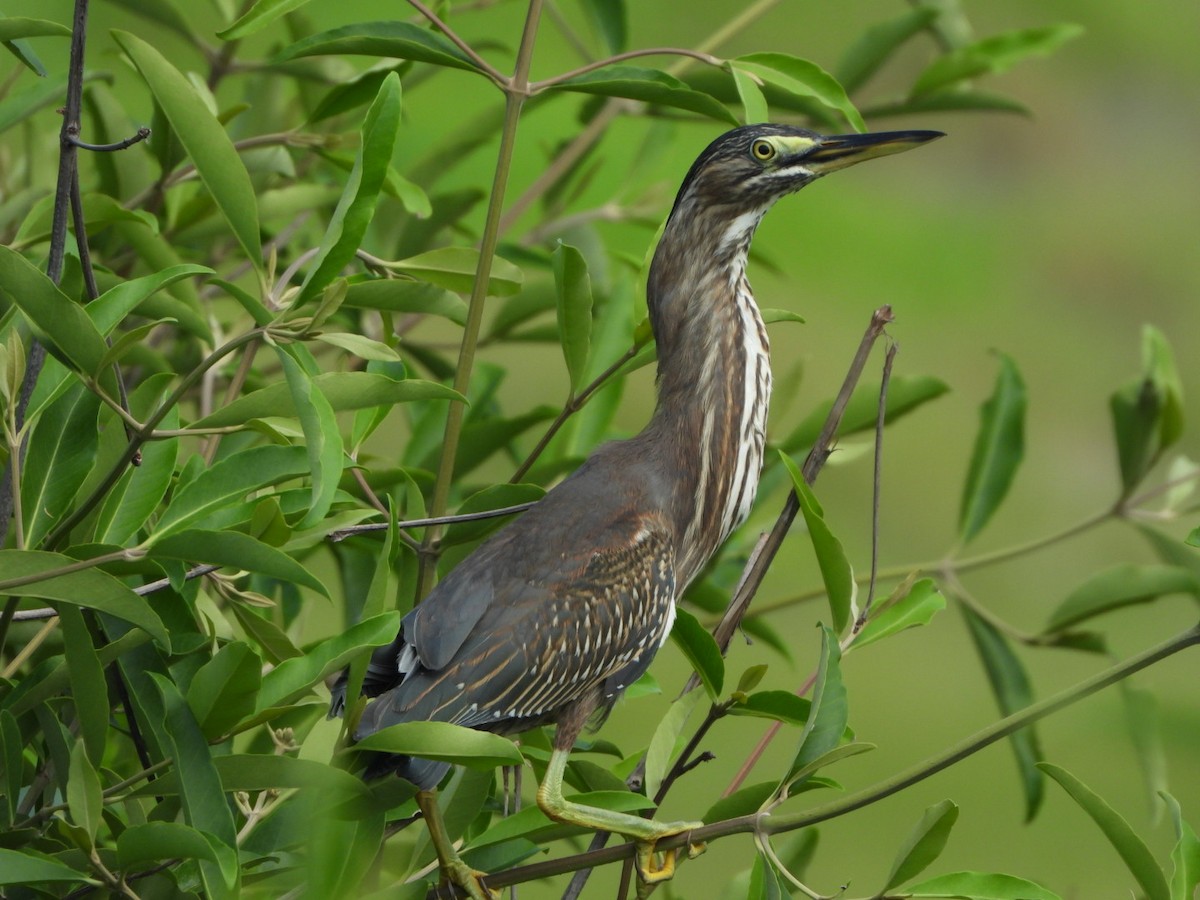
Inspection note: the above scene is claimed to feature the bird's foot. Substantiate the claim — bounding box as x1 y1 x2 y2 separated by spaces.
439 858 497 900
633 820 706 886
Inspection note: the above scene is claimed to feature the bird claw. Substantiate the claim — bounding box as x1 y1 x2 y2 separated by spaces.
439 858 497 900
634 822 706 886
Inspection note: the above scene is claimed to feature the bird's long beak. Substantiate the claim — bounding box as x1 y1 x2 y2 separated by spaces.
803 130 944 174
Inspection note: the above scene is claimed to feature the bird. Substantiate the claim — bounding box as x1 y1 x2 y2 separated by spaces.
335 123 942 899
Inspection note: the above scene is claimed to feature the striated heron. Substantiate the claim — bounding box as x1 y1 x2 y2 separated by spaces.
335 123 942 898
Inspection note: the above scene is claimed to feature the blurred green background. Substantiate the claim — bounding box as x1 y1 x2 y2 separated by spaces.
4 1 1198 896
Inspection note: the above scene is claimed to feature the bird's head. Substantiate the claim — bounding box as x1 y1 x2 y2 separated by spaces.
669 123 944 221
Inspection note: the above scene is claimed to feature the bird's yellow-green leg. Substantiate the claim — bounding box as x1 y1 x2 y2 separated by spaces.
415 789 497 900
535 748 706 886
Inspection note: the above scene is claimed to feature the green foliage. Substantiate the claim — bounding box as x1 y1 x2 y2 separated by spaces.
0 1 1193 897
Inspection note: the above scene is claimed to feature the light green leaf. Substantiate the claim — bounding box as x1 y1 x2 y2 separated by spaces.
853 578 944 649
644 688 702 799
67 741 102 847
735 52 865 132
961 605 1043 821
277 346 343 528
0 550 169 647
389 246 523 296
783 626 847 784
552 243 594 394
579 0 626 53
906 871 1061 899
342 279 467 324
729 64 768 124
117 822 221 869
670 607 724 700
151 445 311 540
959 352 1025 543
547 65 739 125
0 17 71 41
274 20 482 73
153 529 329 596
20 383 100 548
781 453 853 633
186 641 263 740
1121 684 1166 819
315 331 401 361
1040 762 1169 900
1161 792 1200 900
353 721 523 769
298 73 401 303
218 0 312 40
1044 564 1200 633
912 24 1084 96
881 799 960 891
836 8 938 93
113 31 262 266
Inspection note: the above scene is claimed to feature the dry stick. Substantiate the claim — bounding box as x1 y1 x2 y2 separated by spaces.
460 623 1200 895
562 306 895 900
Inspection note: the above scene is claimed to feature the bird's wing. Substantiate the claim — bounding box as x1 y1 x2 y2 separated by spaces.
403 566 495 671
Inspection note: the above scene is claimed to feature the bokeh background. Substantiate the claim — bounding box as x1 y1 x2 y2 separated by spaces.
4 1 1198 896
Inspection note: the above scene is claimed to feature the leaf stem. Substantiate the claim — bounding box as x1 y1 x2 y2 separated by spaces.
408 0 506 83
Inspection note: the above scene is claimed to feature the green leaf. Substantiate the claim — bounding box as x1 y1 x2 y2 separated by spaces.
1121 685 1166 819
113 31 262 266
644 688 702 800
191 371 460 429
669 607 724 700
1111 326 1185 493
853 578 945 649
905 871 1062 899
782 741 873 791
547 65 739 126
961 605 1043 821
959 352 1025 543
274 20 482 73
298 73 401 303
0 73 67 133
780 453 853 633
150 529 329 596
579 0 626 53
782 626 847 784
440 482 545 547
881 799 959 891
735 52 865 132
467 791 653 850
257 612 399 710
315 331 401 362
736 664 769 694
67 741 103 847
132 753 371 800
782 374 948 454
186 642 263 740
1162 792 1200 900
276 346 343 528
727 690 811 726
218 0 312 40
1040 762 1169 900
388 246 523 296
0 246 109 374
353 721 523 769
1044 564 1200 633
151 674 239 899
59 605 109 764
0 550 169 647
151 445 311 540
20 383 101 548
117 822 221 869
0 17 71 40
552 243 594 395
702 781 776 824
729 63 768 124
343 279 467 324
836 7 938 93
0 849 94 885
912 24 1084 96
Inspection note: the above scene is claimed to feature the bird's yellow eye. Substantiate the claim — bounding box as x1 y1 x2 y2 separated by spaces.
751 139 776 161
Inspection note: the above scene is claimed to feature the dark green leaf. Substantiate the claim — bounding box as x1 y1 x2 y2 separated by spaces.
0 849 94 885
1044 564 1200 633
154 529 328 595
836 8 938 93
230 603 303 663
389 246 523 296
67 741 102 846
440 483 545 547
274 21 482 73
218 0 312 40
669 607 724 700
276 347 343 528
133 753 371 800
781 453 853 633
735 52 865 131
0 550 169 647
548 65 738 125
783 626 847 784
1040 762 1169 900
117 821 221 868
727 690 811 726
959 352 1025 543
853 578 944 649
59 605 108 764
702 781 776 824
20 383 101 548
151 445 311 539
580 0 626 53
298 73 401 303
911 24 1084 96
906 871 1061 899
0 73 67 133
113 31 262 266
186 642 263 740
961 605 1043 821
354 721 522 769
552 243 594 394
882 799 960 891
1111 326 1185 493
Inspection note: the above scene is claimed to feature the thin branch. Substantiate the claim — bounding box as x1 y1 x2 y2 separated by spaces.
407 0 506 83
858 340 897 629
531 48 722 91
67 126 151 152
327 502 537 543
